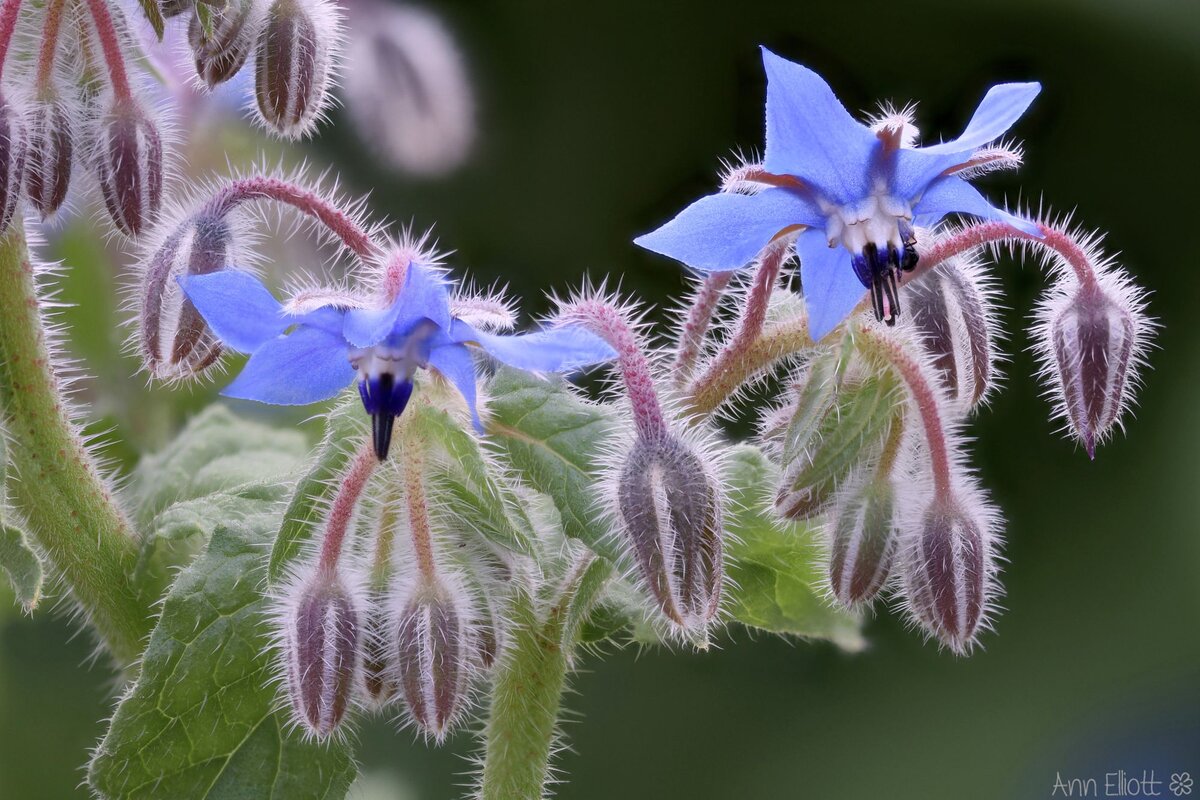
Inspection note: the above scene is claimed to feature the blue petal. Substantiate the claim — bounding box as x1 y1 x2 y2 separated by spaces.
454 320 616 372
343 262 453 348
180 271 288 353
795 229 866 342
428 342 483 432
634 189 823 272
222 326 354 405
889 148 970 204
760 48 879 204
920 82 1041 155
913 176 1042 237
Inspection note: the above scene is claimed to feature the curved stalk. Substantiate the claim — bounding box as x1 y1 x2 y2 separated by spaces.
0 223 148 664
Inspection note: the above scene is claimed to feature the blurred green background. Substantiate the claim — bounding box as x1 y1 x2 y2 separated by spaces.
2 0 1198 798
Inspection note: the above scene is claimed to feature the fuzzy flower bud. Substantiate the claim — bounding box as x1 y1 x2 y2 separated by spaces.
775 352 904 521
0 91 28 233
617 432 724 633
94 97 163 237
254 0 339 139
189 0 261 88
160 0 194 17
827 468 898 608
905 260 996 414
139 211 235 379
24 94 75 219
1038 278 1144 458
282 567 362 739
903 488 999 654
393 574 474 741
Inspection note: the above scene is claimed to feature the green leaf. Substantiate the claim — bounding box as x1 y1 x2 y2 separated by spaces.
408 403 535 558
485 368 620 561
0 521 42 612
724 445 865 651
196 2 216 39
555 555 614 652
131 406 310 591
90 518 357 799
138 0 165 40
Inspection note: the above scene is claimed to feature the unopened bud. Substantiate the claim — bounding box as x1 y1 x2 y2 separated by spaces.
254 0 339 139
905 261 995 414
94 98 163 237
827 470 898 608
617 433 723 633
360 598 397 706
0 91 28 233
139 211 236 379
393 575 474 741
160 0 194 17
24 95 75 219
1045 281 1142 458
775 352 904 520
904 491 997 654
189 0 261 88
283 567 362 738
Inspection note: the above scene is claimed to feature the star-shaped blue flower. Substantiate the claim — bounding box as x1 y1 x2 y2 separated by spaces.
635 47 1043 341
182 263 616 459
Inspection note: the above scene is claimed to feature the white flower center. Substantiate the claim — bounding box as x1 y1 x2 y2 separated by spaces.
822 180 915 256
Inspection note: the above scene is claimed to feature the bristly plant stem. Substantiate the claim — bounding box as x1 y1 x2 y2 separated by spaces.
673 271 732 383
81 0 135 101
35 0 67 94
316 439 377 573
909 221 1099 290
0 223 148 664
480 589 569 800
0 0 23 77
204 176 383 260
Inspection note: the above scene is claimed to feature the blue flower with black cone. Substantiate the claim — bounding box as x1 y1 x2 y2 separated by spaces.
635 47 1044 341
181 263 616 459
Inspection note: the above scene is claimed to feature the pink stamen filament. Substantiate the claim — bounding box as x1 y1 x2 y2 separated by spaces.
317 441 378 572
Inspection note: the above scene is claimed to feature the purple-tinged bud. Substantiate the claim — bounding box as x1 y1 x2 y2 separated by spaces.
189 0 261 88
905 260 996 415
360 599 397 707
0 91 28 233
139 212 235 379
254 0 340 139
827 470 898 608
775 355 904 521
393 575 475 741
617 432 724 633
903 489 999 655
283 567 362 738
94 98 163 238
160 0 195 17
1040 279 1145 458
24 95 75 219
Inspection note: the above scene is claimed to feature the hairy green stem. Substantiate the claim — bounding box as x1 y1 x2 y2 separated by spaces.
480 591 569 800
0 223 148 664
686 312 813 416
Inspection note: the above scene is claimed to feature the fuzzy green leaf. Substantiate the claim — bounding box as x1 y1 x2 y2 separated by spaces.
408 403 535 557
724 445 865 650
556 555 614 652
484 368 620 561
0 521 42 612
139 0 166 39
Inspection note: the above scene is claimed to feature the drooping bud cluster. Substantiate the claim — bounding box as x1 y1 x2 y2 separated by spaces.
280 565 363 739
23 93 75 218
94 97 164 237
616 431 725 635
1032 254 1149 458
825 462 899 609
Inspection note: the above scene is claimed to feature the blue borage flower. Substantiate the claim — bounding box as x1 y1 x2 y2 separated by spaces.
181 263 616 459
635 47 1044 341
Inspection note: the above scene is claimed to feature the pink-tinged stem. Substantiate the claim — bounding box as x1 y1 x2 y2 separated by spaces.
911 221 1099 291
401 437 438 582
317 440 378 572
0 0 23 77
560 299 667 440
35 0 67 92
81 0 134 101
673 271 732 383
857 326 953 499
205 176 382 260
687 237 790 405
